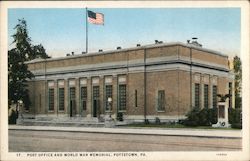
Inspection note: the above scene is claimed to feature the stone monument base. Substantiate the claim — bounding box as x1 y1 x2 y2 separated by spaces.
212 120 231 128
104 115 115 128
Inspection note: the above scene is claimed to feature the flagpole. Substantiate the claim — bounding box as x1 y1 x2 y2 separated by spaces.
86 7 88 53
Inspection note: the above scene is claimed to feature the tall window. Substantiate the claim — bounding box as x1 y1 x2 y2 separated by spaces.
135 90 138 107
229 82 232 108
118 84 126 111
58 88 64 111
213 85 217 108
204 84 208 108
157 90 165 111
70 87 76 100
48 88 54 111
92 86 100 117
195 83 200 108
81 87 87 111
105 85 112 111
93 86 99 100
69 87 76 117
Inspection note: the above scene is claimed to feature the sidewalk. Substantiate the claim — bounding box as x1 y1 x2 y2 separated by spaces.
9 125 242 139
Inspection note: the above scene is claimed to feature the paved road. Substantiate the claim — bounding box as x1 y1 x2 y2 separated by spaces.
9 130 242 152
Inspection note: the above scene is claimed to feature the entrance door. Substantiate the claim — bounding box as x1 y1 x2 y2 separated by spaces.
92 86 99 117
70 100 74 117
93 100 97 117
69 87 76 117
80 87 87 116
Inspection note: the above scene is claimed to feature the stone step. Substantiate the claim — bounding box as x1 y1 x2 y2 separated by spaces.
17 119 105 127
34 117 100 122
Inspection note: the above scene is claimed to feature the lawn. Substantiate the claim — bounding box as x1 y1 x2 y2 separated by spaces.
123 123 241 130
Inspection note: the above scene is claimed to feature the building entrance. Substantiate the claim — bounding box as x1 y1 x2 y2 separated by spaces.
92 86 99 117
69 87 76 117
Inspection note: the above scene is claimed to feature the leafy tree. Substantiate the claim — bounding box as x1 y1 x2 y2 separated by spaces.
11 19 31 61
233 56 242 109
8 48 34 109
31 44 50 59
8 18 49 109
11 19 49 60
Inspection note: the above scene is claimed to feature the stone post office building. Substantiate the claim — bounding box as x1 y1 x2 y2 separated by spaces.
25 40 235 123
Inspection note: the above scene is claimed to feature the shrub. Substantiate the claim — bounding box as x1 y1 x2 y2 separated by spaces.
235 96 242 109
208 107 218 124
144 119 150 124
198 108 210 126
8 110 17 124
183 107 218 127
178 119 185 125
228 108 236 124
229 107 242 129
235 108 242 123
231 123 242 129
117 112 123 121
183 107 200 126
184 106 242 128
155 117 161 124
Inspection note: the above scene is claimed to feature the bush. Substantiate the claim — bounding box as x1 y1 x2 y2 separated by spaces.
144 119 150 124
231 123 242 129
155 117 161 124
208 107 218 124
8 110 17 124
229 107 242 129
178 119 185 125
183 107 218 127
198 108 210 126
235 96 242 109
184 106 242 128
235 108 242 123
183 107 200 126
228 108 236 124
117 112 123 121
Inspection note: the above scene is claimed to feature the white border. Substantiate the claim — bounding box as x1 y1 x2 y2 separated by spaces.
0 1 249 161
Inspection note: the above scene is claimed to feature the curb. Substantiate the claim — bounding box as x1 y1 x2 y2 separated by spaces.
8 126 242 139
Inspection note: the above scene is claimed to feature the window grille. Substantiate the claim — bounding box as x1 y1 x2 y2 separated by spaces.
157 90 165 111
105 85 112 111
213 85 217 108
69 87 75 100
204 84 209 108
195 83 200 108
58 88 64 111
81 87 87 111
48 88 54 111
118 84 126 111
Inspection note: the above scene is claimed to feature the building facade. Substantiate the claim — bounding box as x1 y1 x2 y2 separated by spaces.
24 41 235 122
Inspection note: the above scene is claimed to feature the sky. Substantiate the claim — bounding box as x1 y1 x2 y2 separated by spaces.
8 8 241 58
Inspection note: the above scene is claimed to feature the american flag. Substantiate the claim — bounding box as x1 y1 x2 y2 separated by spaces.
87 10 104 25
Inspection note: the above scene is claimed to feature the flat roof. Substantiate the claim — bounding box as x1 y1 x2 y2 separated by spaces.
26 41 228 64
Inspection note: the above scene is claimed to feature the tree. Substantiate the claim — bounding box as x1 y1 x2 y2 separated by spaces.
31 44 50 59
8 48 33 108
11 19 49 60
8 18 49 109
233 56 242 109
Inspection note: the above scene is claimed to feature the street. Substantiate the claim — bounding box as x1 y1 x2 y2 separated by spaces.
9 129 242 152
